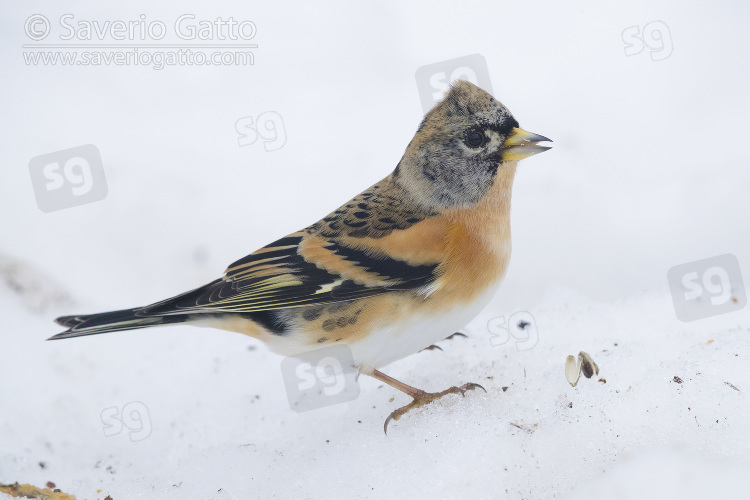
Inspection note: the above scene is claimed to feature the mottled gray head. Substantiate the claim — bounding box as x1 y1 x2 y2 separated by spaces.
395 80 550 209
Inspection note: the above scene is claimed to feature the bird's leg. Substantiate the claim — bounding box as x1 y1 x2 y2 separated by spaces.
366 369 485 434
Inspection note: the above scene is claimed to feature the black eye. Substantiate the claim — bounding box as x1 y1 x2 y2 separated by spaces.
465 130 485 148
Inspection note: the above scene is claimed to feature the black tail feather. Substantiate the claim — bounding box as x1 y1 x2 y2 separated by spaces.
49 307 190 340
50 279 224 340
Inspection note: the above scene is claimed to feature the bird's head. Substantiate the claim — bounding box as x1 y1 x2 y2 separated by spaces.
395 80 551 209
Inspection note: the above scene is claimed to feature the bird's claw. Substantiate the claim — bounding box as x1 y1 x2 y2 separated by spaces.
383 382 486 434
419 344 443 352
418 333 467 353
458 382 486 395
445 332 468 340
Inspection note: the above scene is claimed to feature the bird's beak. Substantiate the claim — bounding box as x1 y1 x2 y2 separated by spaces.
502 127 553 161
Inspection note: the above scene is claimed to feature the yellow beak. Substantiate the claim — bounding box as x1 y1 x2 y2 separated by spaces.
502 127 552 161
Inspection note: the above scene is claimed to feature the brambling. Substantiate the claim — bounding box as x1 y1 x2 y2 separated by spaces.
50 80 551 432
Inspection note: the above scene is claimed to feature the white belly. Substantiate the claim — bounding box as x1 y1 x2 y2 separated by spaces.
350 284 499 371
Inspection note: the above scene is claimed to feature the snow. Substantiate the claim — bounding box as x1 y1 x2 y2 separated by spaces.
2 1 750 499
2 278 749 499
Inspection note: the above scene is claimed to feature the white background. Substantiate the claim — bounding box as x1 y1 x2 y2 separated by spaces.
1 1 749 499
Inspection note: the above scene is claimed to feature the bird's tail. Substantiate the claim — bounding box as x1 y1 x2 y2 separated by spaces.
49 308 190 340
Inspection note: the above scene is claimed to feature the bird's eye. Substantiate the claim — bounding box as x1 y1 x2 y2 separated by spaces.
465 130 485 148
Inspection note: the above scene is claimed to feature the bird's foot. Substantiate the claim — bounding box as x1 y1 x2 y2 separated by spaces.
383 382 485 434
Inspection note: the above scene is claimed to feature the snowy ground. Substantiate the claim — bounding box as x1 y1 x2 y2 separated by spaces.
2 267 749 499
2 1 750 499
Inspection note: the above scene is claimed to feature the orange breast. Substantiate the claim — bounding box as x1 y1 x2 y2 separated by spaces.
430 163 516 305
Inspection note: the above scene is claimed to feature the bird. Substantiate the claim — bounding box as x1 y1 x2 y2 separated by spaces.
49 80 551 433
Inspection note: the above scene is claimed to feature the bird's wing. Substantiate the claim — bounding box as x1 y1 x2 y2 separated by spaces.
140 179 443 316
